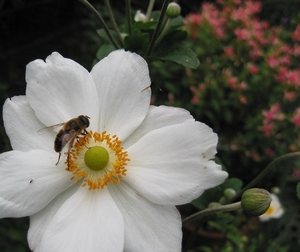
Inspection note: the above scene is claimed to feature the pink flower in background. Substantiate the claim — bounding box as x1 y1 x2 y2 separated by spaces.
279 56 291 66
293 44 300 56
201 3 226 38
284 91 296 101
238 81 248 91
245 0 261 15
261 104 285 136
184 13 202 39
291 108 300 127
184 13 201 26
277 68 288 82
287 70 300 86
224 46 235 58
262 104 284 121
235 28 250 40
261 120 274 137
265 149 275 156
292 25 300 41
247 62 259 74
232 7 248 24
228 77 238 89
267 56 280 68
239 95 247 104
249 47 262 60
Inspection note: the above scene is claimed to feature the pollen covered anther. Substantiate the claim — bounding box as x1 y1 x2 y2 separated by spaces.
67 130 130 190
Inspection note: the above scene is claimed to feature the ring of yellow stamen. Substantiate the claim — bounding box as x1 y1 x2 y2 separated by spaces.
67 130 129 190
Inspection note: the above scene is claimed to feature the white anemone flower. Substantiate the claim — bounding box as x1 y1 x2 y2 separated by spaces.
134 10 148 22
259 194 284 222
0 50 228 252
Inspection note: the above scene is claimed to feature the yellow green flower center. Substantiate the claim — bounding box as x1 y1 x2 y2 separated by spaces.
66 130 129 190
84 146 109 171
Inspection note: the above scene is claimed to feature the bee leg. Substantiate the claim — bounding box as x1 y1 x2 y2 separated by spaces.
55 152 61 165
67 153 70 171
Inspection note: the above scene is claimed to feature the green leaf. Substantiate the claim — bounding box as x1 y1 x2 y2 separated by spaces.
149 30 200 68
221 178 243 192
158 47 200 69
97 29 121 47
96 44 116 61
124 29 150 55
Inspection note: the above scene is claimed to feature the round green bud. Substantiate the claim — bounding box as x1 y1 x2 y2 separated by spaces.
166 2 181 18
241 188 272 216
223 188 237 199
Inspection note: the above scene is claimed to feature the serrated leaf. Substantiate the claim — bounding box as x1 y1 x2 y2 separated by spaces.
159 47 200 69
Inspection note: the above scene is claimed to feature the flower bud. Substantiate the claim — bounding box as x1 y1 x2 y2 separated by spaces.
223 188 237 199
134 10 147 22
241 188 272 216
208 202 221 208
166 2 181 18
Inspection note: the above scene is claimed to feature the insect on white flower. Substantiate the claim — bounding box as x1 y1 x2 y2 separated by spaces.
0 50 228 252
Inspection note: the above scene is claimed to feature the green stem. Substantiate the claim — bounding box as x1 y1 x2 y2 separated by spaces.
104 0 124 46
228 152 300 203
146 0 155 21
153 17 172 49
145 0 171 57
125 0 132 35
182 202 242 225
78 0 120 49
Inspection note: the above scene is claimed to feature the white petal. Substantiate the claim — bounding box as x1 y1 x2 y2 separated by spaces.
125 121 228 205
109 182 182 252
123 105 195 148
90 50 151 140
28 184 79 250
26 52 99 129
3 96 54 152
30 186 124 252
0 150 74 218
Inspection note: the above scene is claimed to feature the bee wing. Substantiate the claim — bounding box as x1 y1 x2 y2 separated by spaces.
37 123 65 135
61 130 79 151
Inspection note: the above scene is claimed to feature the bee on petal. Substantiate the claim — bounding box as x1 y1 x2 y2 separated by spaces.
38 115 90 167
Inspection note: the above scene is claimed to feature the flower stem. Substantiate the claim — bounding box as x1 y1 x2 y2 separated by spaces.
125 0 132 35
153 17 172 49
145 0 171 57
104 0 124 46
182 202 242 225
228 152 300 204
78 0 120 49
146 0 156 21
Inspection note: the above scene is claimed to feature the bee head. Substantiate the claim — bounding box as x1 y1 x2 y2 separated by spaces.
78 115 90 127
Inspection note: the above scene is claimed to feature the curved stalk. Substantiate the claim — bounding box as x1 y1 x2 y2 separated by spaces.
145 0 171 57
228 152 300 203
78 0 120 49
182 202 242 225
125 0 132 35
104 0 124 46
